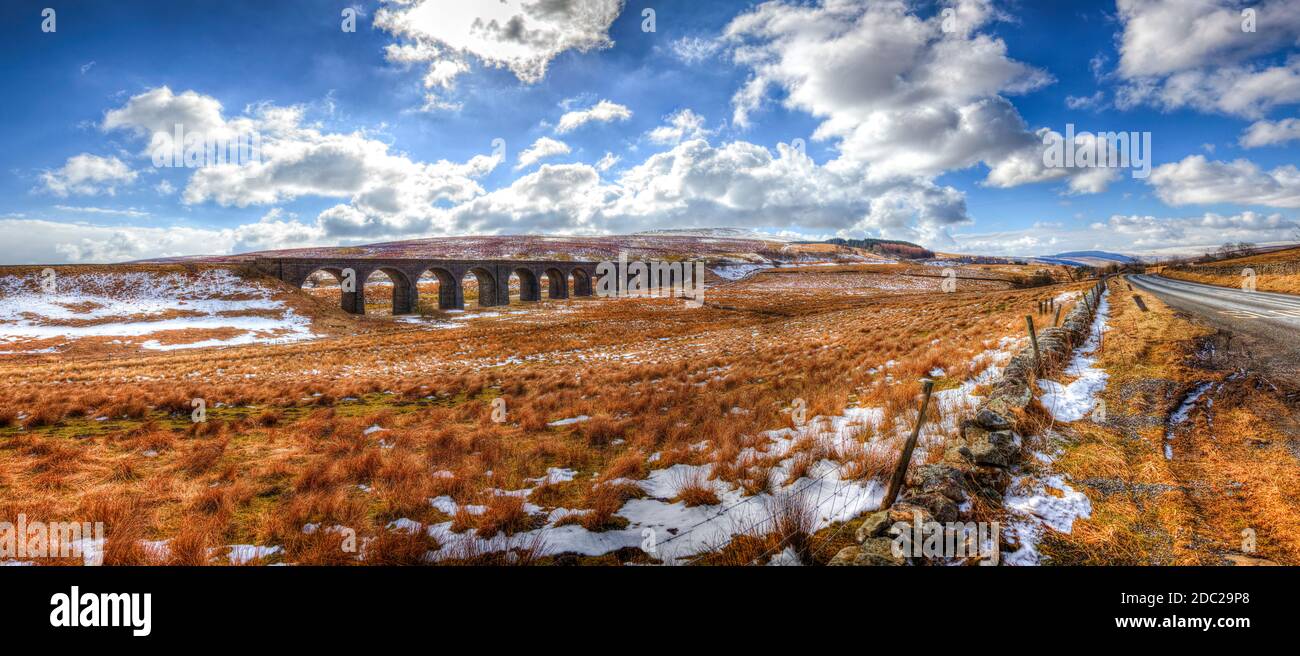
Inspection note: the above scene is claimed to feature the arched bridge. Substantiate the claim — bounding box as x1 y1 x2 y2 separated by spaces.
255 257 600 315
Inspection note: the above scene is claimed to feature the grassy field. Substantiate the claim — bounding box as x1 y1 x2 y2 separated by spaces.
1 262 1088 565
1157 246 1300 295
1040 276 1300 565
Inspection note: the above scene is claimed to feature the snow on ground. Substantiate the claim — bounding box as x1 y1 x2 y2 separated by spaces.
374 348 1008 565
1164 382 1214 460
1006 474 1092 534
767 547 802 565
547 415 590 427
529 467 577 485
1002 470 1092 566
227 545 283 565
1004 291 1109 564
711 263 773 281
26 329 1015 567
401 411 892 565
1037 292 1111 422
0 269 317 352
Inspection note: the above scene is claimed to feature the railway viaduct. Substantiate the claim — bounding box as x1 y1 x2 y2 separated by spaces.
255 257 600 315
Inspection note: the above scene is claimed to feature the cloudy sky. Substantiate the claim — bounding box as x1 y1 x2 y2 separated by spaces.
2 0 1299 264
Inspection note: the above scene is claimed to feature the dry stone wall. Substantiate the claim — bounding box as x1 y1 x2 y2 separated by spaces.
831 278 1109 566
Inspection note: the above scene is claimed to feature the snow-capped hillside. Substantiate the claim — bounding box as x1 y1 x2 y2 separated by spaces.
632 228 793 242
143 233 882 267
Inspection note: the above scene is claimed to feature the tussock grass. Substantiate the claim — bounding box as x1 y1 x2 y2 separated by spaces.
1044 276 1300 565
0 263 1088 564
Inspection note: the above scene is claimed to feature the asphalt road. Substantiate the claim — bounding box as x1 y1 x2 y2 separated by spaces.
1130 275 1300 325
1128 274 1300 382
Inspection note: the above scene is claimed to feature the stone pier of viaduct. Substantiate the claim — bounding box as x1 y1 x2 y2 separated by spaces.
255 257 599 315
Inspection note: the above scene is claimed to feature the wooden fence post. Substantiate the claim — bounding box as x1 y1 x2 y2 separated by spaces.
1026 315 1041 371
881 379 936 510
1053 305 1063 327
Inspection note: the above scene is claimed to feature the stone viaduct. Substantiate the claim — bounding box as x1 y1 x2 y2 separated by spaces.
255 257 600 315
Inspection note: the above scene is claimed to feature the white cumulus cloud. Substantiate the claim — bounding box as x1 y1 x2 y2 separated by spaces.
99 87 502 229
375 0 625 110
1149 155 1300 208
40 154 138 196
1115 0 1300 117
1240 117 1300 148
556 99 631 133
645 109 713 145
721 0 1063 189
515 137 572 171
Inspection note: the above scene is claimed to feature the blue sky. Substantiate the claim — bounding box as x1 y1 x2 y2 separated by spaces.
1 0 1298 264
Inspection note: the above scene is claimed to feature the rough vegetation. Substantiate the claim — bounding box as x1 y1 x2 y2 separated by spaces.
0 259 1099 565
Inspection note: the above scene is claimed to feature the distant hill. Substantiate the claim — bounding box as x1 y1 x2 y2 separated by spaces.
1051 251 1137 264
633 228 790 242
799 238 934 260
1188 243 1300 267
1031 251 1139 268
146 233 887 267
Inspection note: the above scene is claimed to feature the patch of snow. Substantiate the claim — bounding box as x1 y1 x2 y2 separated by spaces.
1005 474 1092 534
140 539 171 561
0 269 317 350
227 544 282 564
1037 291 1111 422
712 264 773 281
430 495 486 516
767 547 802 566
1164 382 1214 460
548 415 590 427
66 537 105 566
1002 473 1092 566
368 347 1009 566
529 467 577 485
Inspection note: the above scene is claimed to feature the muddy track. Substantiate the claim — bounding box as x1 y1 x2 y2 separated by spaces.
1166 331 1295 564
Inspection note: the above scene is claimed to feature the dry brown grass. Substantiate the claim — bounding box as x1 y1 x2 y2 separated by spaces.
0 262 1093 564
1042 276 1300 565
689 488 818 566
1161 268 1300 295
673 468 721 507
1157 246 1300 295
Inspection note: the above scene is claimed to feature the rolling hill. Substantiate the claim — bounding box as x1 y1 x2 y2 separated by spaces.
142 233 896 267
